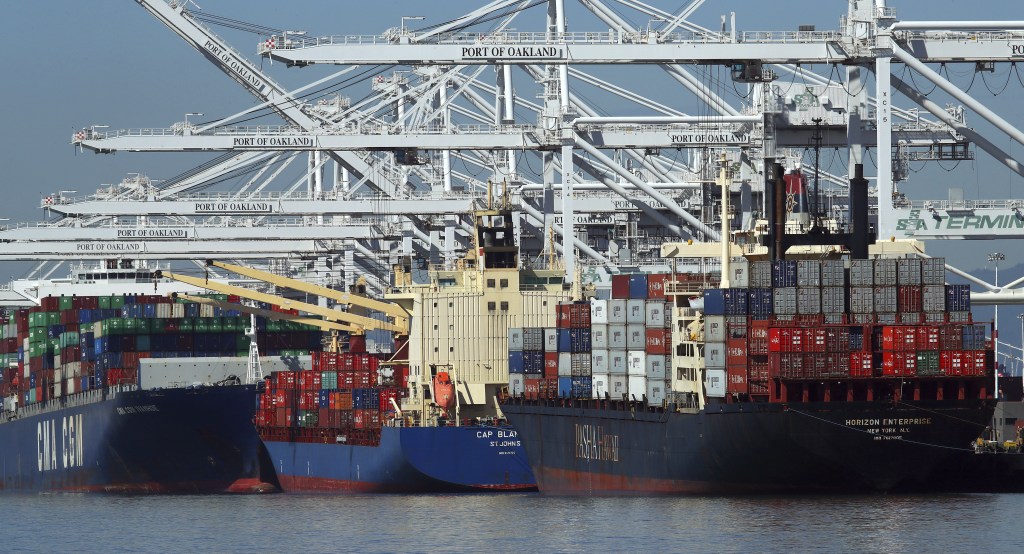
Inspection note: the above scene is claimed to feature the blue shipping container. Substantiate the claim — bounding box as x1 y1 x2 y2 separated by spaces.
945 284 971 312
508 351 525 373
557 377 573 398
569 328 592 353
724 288 749 316
524 350 545 374
748 288 774 317
703 289 726 315
557 328 572 352
629 274 648 299
772 260 798 288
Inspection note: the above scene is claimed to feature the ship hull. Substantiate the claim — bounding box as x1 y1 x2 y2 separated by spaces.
263 425 536 493
1 385 278 493
502 398 995 495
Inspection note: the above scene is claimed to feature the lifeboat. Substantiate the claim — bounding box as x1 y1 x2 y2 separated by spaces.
433 371 456 416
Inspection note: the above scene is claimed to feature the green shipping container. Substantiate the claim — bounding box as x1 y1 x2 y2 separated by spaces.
110 296 125 310
98 296 111 309
58 296 73 311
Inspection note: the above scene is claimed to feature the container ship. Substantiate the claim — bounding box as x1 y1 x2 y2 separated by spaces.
500 163 997 495
0 291 300 493
158 195 571 492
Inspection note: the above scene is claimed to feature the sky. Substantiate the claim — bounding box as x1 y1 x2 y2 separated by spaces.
2 0 1024 354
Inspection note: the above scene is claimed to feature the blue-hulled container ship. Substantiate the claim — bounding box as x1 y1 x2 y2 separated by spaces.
500 165 997 495
248 201 569 492
0 280 328 493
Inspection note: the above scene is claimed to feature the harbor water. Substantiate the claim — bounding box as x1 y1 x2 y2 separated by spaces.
4 492 1023 552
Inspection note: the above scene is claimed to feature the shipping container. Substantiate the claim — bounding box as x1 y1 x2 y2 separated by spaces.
626 299 646 324
626 324 646 350
590 299 609 324
727 257 750 288
628 274 648 299
897 258 922 285
544 352 559 379
646 274 668 300
523 327 544 351
646 379 669 405
558 352 572 377
645 328 670 355
897 286 923 313
704 316 726 343
607 324 627 350
705 369 726 397
591 373 610 398
644 301 667 327
608 299 627 324
874 258 898 286
797 260 821 287
772 260 798 288
773 287 797 316
627 351 647 375
704 342 726 368
821 260 846 287
922 257 946 286
570 353 592 377
703 289 725 316
797 287 821 314
750 260 773 288
591 325 609 349
821 286 845 315
946 284 971 312
591 349 610 374
747 288 773 318
609 351 627 374
611 274 631 299
874 286 897 313
724 288 749 316
543 328 558 352
627 375 648 400
645 355 668 380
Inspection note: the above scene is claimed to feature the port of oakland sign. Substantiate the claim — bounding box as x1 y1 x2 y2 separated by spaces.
669 132 750 145
896 209 1024 236
231 136 315 149
194 202 274 214
460 45 566 61
116 228 190 239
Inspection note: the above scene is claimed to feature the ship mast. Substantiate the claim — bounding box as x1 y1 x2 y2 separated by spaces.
718 153 731 288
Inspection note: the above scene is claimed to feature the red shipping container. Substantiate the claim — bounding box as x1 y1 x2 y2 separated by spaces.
749 360 769 381
804 329 827 353
569 303 591 328
749 320 769 340
803 354 827 378
972 352 987 376
897 285 923 313
544 352 559 379
646 273 668 300
645 328 670 355
611 274 631 299
849 352 873 377
768 328 803 353
524 378 541 400
882 327 917 351
882 351 917 376
726 365 747 394
379 387 400 411
349 335 366 353
749 337 768 355
556 305 571 329
915 326 940 350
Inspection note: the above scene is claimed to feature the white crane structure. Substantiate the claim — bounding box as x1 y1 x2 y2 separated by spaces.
2 0 1024 305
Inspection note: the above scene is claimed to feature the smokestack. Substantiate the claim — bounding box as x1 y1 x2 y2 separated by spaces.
850 164 869 259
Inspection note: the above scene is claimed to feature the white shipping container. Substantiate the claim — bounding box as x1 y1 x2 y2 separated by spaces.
646 379 668 405
591 349 610 373
705 369 726 397
591 325 609 349
54 354 61 369
591 373 610 398
543 328 558 352
645 355 667 380
704 315 726 343
728 256 750 287
626 324 646 349
171 303 185 319
627 375 648 400
590 299 609 324
608 299 627 324
66 377 76 395
609 375 628 398
627 350 647 375
645 301 666 327
508 374 525 396
508 328 524 351
609 351 628 374
53 381 62 398
69 361 82 377
626 299 646 324
705 342 726 368
558 352 572 377
156 303 172 319
607 324 627 349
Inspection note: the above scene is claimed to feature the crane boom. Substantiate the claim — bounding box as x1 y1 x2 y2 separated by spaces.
205 260 409 327
157 270 405 333
173 293 358 333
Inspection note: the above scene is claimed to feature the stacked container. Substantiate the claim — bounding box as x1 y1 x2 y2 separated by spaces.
7 294 322 409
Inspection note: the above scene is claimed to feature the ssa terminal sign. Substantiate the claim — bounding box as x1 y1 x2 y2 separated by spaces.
895 208 1024 237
